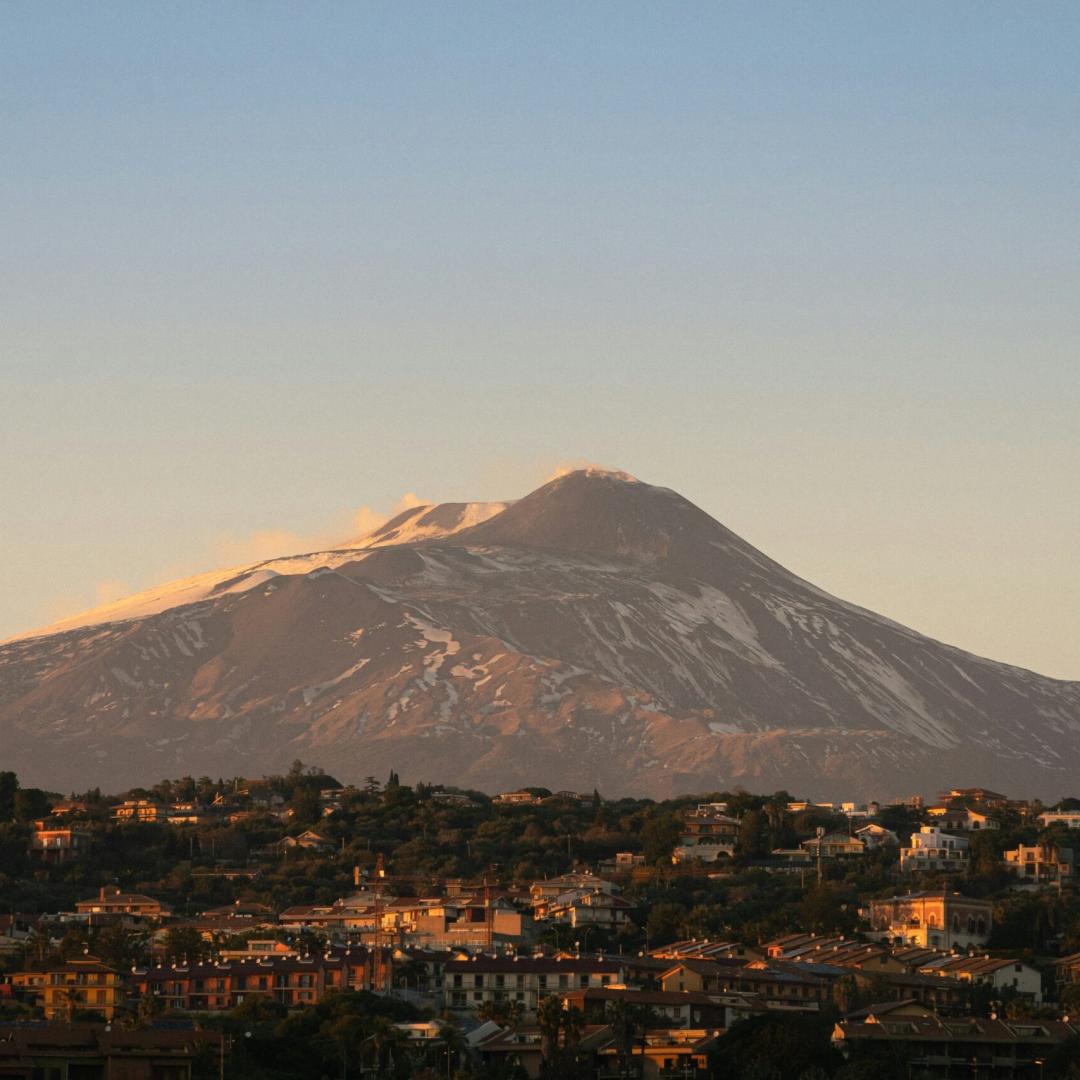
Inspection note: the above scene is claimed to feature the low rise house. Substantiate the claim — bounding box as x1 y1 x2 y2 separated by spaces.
866 891 992 950
561 986 731 1028
598 851 645 873
918 954 1043 1004
800 832 865 858
650 940 762 963
594 1027 723 1080
530 873 618 909
493 790 542 805
672 804 740 864
476 1024 613 1080
855 823 900 849
280 828 335 852
1052 951 1080 993
900 827 969 874
166 801 218 826
1039 809 1080 829
218 939 299 961
76 885 172 923
1003 842 1074 886
546 889 634 930
939 788 1009 809
29 818 91 862
382 893 530 947
925 805 999 832
110 798 167 824
659 957 831 1005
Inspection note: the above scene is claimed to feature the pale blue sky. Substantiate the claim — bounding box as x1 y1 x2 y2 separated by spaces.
2 3 1078 677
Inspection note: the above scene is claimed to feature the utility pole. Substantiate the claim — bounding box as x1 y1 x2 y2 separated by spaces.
484 879 494 951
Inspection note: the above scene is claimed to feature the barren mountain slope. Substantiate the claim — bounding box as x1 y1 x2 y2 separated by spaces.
2 469 1077 799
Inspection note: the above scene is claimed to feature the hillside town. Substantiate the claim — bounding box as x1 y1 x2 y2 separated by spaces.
2 767 1080 1077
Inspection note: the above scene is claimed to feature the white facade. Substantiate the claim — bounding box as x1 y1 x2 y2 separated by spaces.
900 827 969 874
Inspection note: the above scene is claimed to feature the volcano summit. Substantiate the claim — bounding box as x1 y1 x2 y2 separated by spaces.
2 469 1077 799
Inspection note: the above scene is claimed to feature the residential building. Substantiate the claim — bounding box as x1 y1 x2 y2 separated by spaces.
866 891 992 950
76 885 172 922
1039 810 1080 829
218 939 300 961
672 805 740 864
899 827 969 874
918 954 1043 1004
441 955 625 1014
800 833 866 858
598 851 645 873
659 958 831 1005
37 956 125 1021
925 805 999 831
530 873 619 908
1003 843 1074 886
166 801 218 826
832 1014 1079 1078
131 946 395 1009
493 790 542 805
280 828 335 852
1052 951 1080 992
855 823 900 849
939 788 1009 809
561 986 732 1028
0 1027 203 1080
29 818 91 863
111 799 167 824
379 894 530 947
546 889 634 930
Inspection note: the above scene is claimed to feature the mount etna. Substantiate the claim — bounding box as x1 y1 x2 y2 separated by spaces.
2 469 1077 799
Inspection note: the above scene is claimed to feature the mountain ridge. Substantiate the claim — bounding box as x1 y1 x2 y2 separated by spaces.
2 468 1077 800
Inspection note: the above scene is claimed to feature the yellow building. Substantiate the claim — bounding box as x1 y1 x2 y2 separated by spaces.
867 890 992 950
41 957 124 1021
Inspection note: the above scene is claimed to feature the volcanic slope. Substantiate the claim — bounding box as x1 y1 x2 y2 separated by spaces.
1 468 1077 798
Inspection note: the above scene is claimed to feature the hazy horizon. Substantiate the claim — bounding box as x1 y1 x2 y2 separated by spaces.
3 3 1078 680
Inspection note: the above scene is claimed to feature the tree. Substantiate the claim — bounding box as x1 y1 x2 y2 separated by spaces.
164 926 205 962
288 787 321 827
737 810 769 858
641 813 681 865
13 787 50 823
0 772 17 821
708 1014 842 1080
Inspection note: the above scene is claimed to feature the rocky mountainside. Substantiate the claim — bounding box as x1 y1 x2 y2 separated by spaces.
2 469 1078 799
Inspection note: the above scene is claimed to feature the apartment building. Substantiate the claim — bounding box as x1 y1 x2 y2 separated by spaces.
441 955 625 1013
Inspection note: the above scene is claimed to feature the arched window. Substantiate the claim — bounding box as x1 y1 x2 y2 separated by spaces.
976 917 986 936
928 914 937 928
967 917 976 934
952 914 961 932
